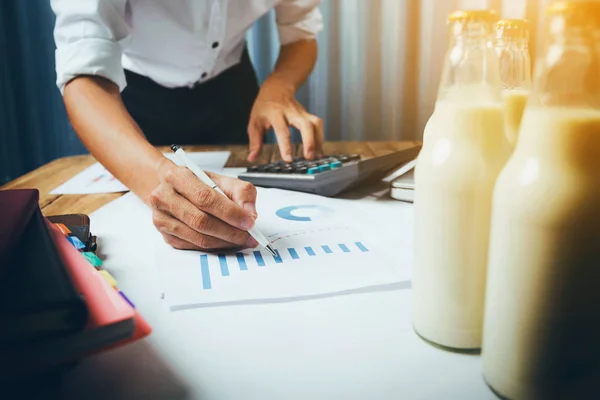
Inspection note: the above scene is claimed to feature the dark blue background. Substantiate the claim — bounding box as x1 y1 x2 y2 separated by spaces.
1 0 86 185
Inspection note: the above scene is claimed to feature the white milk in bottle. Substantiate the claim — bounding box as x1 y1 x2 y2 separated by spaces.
502 89 529 146
482 2 600 398
412 10 510 351
495 19 532 148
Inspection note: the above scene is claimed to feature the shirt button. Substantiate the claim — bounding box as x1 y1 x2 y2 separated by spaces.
212 42 219 49
201 72 207 79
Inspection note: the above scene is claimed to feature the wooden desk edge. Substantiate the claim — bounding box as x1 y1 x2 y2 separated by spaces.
2 141 422 215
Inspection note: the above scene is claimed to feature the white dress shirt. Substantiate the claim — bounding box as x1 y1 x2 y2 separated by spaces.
51 0 323 94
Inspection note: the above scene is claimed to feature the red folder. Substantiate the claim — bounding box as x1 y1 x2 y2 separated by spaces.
1 221 151 375
49 221 152 344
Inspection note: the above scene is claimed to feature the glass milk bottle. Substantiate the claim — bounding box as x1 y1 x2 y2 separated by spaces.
482 1 600 398
496 19 532 148
412 10 510 351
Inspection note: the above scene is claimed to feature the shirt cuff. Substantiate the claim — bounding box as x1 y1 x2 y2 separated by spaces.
277 7 324 46
55 38 126 94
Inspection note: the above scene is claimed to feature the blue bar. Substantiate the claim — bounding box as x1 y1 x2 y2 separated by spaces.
338 244 350 253
288 248 299 259
355 242 369 252
200 255 211 290
218 254 229 276
322 245 332 254
253 251 265 266
305 246 316 256
273 249 283 263
236 252 248 270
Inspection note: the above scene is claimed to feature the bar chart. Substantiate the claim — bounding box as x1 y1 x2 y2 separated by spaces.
156 189 409 310
199 241 370 290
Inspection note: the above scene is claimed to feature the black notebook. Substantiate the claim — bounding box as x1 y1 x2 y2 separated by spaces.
0 189 88 345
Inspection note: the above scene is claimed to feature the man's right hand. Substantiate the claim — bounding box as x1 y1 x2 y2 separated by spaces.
151 161 260 251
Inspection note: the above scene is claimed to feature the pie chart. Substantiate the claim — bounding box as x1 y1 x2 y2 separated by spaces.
275 205 334 222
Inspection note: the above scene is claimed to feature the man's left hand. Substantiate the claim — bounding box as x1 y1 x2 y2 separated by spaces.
247 78 323 163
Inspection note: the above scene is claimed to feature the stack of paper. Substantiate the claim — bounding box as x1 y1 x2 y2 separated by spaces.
51 151 231 194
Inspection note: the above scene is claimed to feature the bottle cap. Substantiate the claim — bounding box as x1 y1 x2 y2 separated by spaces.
546 1 600 24
497 19 530 40
447 9 499 24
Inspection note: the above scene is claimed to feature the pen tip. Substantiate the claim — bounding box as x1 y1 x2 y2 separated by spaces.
266 244 277 257
170 144 180 152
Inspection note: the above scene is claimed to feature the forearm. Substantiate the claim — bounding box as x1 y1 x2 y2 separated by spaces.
263 39 318 93
63 76 170 203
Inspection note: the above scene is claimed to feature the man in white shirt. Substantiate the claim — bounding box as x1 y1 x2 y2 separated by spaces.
51 0 323 252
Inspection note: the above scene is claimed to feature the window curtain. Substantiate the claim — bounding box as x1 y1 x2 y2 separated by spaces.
248 0 551 142
0 0 85 185
1 0 551 184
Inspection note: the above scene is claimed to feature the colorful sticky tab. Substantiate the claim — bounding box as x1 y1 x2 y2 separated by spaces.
99 269 118 288
119 291 135 308
82 252 103 267
54 223 71 235
67 236 86 250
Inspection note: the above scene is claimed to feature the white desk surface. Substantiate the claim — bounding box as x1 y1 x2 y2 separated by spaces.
59 185 497 400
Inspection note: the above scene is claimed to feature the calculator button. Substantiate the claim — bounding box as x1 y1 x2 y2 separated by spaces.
247 166 259 172
267 166 281 173
330 161 342 169
294 166 308 174
307 167 320 175
318 164 331 172
349 154 360 161
339 156 350 163
281 166 294 174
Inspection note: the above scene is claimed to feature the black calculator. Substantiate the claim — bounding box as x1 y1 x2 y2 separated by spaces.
238 146 421 197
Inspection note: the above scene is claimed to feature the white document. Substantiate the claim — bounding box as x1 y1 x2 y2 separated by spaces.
156 188 412 310
219 167 246 178
51 151 231 194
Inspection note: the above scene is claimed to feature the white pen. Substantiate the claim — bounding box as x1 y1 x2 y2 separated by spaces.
170 144 277 257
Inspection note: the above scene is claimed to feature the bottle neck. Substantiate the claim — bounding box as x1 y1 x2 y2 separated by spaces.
437 22 502 106
528 15 600 109
496 38 532 90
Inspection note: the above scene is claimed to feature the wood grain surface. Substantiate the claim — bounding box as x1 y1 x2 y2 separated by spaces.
2 142 420 216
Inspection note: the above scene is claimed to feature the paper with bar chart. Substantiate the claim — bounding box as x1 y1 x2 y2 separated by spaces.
156 189 409 310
